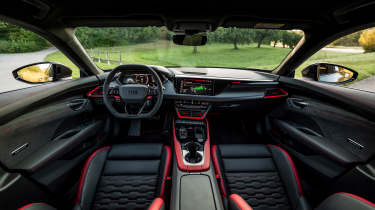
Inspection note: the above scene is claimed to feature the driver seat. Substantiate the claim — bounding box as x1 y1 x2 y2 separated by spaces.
19 143 171 210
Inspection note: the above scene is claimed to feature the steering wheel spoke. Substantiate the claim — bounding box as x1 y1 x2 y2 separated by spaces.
147 85 159 96
110 86 121 101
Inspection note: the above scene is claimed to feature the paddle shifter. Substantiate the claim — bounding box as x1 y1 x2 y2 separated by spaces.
185 142 202 163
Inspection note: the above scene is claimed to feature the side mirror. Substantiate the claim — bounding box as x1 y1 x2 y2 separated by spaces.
12 62 72 84
301 63 358 84
173 34 207 46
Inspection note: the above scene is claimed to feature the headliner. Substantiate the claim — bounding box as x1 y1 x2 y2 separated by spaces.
2 0 375 31
2 0 375 77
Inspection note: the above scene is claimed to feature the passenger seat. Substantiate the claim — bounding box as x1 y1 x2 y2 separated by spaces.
212 144 309 210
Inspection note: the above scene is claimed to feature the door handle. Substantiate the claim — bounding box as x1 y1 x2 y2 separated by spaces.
288 98 309 109
68 99 88 111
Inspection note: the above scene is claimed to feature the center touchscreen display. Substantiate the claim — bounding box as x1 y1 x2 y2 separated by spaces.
178 78 214 95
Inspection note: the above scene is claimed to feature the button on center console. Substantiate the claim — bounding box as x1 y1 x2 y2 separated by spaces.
175 100 211 119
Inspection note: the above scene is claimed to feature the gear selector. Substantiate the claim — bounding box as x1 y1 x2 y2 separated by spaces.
184 142 202 163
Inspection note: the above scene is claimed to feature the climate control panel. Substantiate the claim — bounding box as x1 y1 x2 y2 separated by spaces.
175 100 211 119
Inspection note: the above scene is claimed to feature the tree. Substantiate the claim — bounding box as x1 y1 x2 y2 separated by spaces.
75 27 163 48
193 46 198 54
269 30 282 47
359 28 375 52
331 31 361 47
207 27 253 50
281 31 302 49
254 30 273 48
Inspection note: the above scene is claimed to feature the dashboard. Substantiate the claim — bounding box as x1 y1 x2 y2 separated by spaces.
90 66 287 104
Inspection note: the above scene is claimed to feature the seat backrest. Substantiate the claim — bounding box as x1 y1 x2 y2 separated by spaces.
316 193 375 210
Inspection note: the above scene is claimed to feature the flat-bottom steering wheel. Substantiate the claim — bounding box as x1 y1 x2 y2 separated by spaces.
103 64 163 119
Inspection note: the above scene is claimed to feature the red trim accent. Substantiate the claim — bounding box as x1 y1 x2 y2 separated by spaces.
264 88 288 99
87 86 120 99
229 194 253 210
185 78 211 82
149 198 164 210
337 192 375 207
75 146 111 204
176 109 206 120
173 118 210 172
18 203 47 210
268 144 303 195
232 81 241 84
212 145 227 197
160 145 171 198
87 86 103 97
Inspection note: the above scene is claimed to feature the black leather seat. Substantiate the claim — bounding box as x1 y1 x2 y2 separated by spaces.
227 192 375 210
212 144 309 210
19 143 171 210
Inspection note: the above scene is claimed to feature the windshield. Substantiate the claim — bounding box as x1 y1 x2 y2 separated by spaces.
75 27 303 70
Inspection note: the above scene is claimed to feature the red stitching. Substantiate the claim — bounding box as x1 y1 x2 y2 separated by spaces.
268 144 303 195
75 146 111 204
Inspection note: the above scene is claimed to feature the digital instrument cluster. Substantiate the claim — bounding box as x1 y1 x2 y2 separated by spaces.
121 73 155 85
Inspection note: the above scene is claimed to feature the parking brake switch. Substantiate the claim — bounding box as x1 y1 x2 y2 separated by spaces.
179 126 188 140
195 127 204 143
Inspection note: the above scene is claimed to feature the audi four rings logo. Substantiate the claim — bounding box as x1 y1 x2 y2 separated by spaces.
128 90 138 95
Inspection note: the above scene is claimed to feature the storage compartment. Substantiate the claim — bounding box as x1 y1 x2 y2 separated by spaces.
180 175 216 210
170 162 224 210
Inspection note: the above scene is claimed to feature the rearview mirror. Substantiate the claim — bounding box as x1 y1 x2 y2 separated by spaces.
173 34 207 46
301 63 358 84
12 62 72 84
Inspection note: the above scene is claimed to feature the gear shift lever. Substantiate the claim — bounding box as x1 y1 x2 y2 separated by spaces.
185 142 202 163
187 142 197 158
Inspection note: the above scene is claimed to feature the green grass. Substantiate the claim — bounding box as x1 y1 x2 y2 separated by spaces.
44 51 80 78
84 41 292 70
44 40 375 83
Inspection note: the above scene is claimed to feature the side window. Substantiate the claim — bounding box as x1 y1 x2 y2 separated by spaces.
295 28 375 93
0 21 80 93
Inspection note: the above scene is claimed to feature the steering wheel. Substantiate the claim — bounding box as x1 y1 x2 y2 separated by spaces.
103 64 163 119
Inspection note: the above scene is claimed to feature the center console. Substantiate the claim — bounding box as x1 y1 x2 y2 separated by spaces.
173 118 210 171
171 98 224 210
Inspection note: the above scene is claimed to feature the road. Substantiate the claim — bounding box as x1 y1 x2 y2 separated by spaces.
0 47 57 93
322 47 364 53
349 76 375 92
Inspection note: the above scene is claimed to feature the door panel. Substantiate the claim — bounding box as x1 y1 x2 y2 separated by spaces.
272 96 375 163
265 77 375 203
0 76 110 208
267 95 375 174
0 96 98 171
